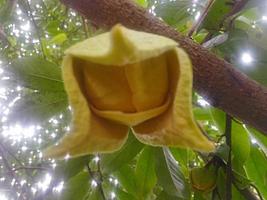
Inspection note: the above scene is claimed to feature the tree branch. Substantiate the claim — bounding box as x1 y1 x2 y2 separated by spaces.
60 0 267 136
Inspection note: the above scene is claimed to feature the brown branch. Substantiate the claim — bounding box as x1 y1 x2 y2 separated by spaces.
60 0 267 136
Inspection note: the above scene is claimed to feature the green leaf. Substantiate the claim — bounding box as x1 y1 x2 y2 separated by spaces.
154 147 190 199
216 168 226 200
49 33 67 45
114 165 137 196
156 191 179 200
216 168 246 200
199 0 233 32
154 1 195 29
7 91 68 123
135 0 148 8
245 145 267 199
193 191 210 200
248 128 267 154
231 122 251 168
169 148 191 177
86 189 104 200
215 144 230 163
9 56 64 91
210 108 225 134
116 188 136 200
59 171 90 200
101 132 144 173
46 20 62 35
54 156 91 181
216 20 267 86
135 147 157 199
232 170 251 190
193 107 212 121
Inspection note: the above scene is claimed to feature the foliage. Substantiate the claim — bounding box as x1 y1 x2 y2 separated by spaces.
0 0 267 199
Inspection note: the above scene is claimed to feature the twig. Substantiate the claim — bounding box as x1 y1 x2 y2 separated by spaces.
188 0 215 37
0 25 11 47
225 114 232 200
250 184 264 200
24 0 46 58
96 157 106 200
82 17 89 38
86 163 94 177
12 166 50 172
232 180 260 200
86 159 106 200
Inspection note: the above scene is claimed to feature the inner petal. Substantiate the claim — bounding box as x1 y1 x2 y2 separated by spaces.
125 54 169 111
74 59 136 112
73 53 169 119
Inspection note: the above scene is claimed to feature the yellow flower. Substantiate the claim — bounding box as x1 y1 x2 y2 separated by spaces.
44 25 214 159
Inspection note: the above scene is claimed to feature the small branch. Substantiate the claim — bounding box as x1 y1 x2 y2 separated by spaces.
225 0 249 18
82 17 89 38
0 25 11 47
225 114 232 200
12 166 50 172
86 158 106 200
96 157 106 200
232 181 260 200
250 184 264 200
213 154 260 200
24 0 46 58
188 0 215 37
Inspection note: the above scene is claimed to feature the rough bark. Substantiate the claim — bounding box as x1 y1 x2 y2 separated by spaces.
60 0 267 135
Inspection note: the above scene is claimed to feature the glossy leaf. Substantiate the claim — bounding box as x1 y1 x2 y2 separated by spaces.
248 128 267 154
54 155 91 180
135 0 148 8
101 133 144 173
59 171 90 200
154 147 190 199
210 108 225 134
231 122 251 168
135 147 157 198
114 165 137 196
198 0 233 32
9 56 65 91
156 191 180 200
8 91 68 123
154 1 197 30
216 168 246 200
245 145 267 198
116 188 136 200
49 33 68 45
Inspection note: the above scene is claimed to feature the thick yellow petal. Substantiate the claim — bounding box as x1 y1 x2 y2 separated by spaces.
133 49 215 152
91 97 170 126
64 24 177 66
44 114 129 159
43 56 128 159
